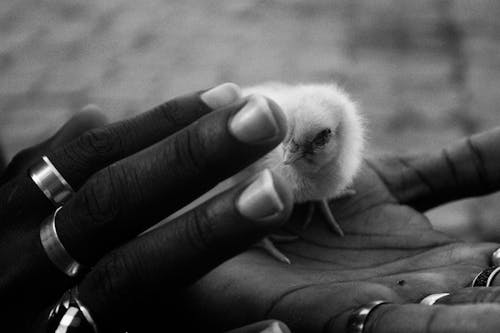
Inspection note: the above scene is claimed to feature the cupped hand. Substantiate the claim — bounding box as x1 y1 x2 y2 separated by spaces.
185 128 500 333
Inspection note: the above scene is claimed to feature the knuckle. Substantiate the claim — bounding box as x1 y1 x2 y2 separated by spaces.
92 250 137 301
94 252 122 298
171 125 208 176
155 99 185 128
80 163 143 227
184 207 216 252
80 166 121 226
77 128 119 159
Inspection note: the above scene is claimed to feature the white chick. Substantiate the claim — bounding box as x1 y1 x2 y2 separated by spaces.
242 82 365 264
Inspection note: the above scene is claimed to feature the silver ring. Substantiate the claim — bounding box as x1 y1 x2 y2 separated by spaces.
40 207 85 277
74 295 98 333
346 300 390 333
48 287 98 333
420 293 450 305
30 155 74 206
471 266 500 287
491 248 500 266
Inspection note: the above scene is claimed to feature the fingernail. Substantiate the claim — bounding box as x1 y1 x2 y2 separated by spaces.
260 321 289 333
229 95 280 143
237 169 284 223
201 82 242 109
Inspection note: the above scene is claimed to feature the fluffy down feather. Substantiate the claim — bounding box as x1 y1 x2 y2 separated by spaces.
243 82 365 203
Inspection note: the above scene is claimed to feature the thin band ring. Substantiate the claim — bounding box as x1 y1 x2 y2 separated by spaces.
74 293 98 332
471 266 500 287
48 287 98 333
40 207 86 277
30 155 74 206
420 293 450 305
72 287 98 332
346 300 390 333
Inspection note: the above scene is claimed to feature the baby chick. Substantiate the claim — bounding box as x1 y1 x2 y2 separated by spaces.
243 82 365 264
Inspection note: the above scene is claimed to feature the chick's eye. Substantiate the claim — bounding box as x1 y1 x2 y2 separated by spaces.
313 128 332 146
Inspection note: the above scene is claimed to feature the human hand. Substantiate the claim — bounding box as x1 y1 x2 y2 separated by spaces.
183 128 500 333
0 83 295 331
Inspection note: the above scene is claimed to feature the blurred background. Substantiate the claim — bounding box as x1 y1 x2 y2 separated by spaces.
1 0 500 240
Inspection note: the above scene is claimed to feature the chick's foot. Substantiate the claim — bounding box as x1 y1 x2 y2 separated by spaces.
257 190 356 264
301 199 347 236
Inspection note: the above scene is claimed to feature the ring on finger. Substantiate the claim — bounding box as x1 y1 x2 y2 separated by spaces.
491 248 500 266
40 207 86 277
30 155 74 206
471 266 500 287
346 300 391 333
420 293 450 305
48 287 98 333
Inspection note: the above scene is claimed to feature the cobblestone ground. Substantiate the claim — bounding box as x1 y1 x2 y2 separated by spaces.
2 0 500 239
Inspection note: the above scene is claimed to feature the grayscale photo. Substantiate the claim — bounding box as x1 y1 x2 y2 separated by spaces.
1 1 500 332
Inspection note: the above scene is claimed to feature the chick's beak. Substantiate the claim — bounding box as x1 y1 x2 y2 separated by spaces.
283 149 302 165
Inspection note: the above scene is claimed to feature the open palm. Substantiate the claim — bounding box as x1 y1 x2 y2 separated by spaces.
186 129 500 333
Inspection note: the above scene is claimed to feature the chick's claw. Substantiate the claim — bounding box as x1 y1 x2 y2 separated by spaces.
301 200 345 237
319 199 344 236
256 237 291 264
257 198 346 265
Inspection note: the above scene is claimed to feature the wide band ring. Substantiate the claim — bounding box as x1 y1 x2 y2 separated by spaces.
48 287 98 333
30 155 74 206
40 207 85 277
471 266 500 287
346 300 390 333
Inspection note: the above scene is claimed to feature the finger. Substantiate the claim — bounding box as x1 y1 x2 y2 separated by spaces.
48 83 242 189
359 303 500 333
0 83 242 219
0 108 107 184
225 320 291 333
76 170 293 332
433 287 500 305
56 94 287 265
0 92 285 316
368 127 500 211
